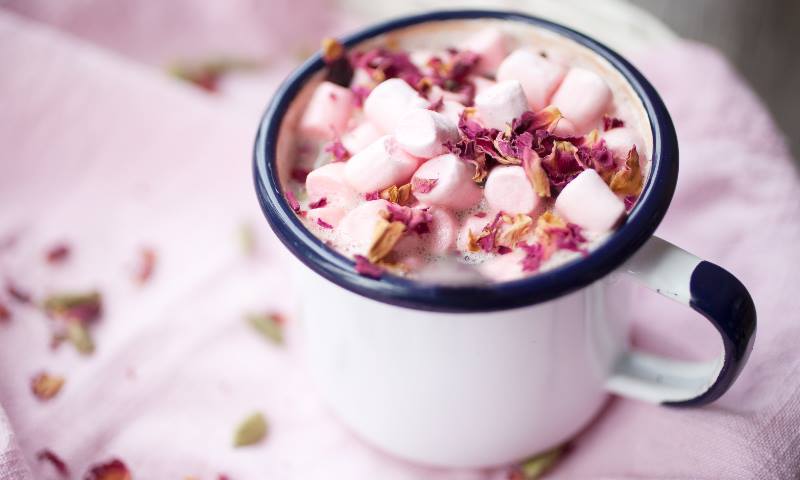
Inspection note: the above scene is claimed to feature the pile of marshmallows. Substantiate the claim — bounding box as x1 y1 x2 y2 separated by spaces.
293 29 646 276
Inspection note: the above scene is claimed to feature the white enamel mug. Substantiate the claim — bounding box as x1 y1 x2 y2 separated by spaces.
254 10 756 468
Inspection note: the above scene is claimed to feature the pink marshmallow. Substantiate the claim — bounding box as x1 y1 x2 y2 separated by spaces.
395 206 458 255
336 199 390 255
479 250 526 282
472 76 496 97
299 81 355 140
456 214 491 252
363 78 429 132
550 68 612 134
464 28 509 75
344 135 420 193
484 165 541 214
427 85 469 105
341 122 383 155
474 80 528 130
552 117 578 137
394 109 459 159
496 49 567 111
602 126 646 167
555 169 625 232
440 100 466 125
411 153 482 210
305 162 359 207
306 205 346 228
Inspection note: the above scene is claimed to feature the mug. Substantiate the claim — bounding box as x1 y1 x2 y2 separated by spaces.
253 10 757 468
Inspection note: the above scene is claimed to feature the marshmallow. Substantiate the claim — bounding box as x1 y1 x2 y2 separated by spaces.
464 28 509 75
602 126 646 167
428 85 470 106
299 81 355 140
472 77 497 97
305 162 359 207
306 205 346 228
456 214 491 251
552 117 578 137
550 68 612 134
394 109 460 159
395 206 458 255
364 78 429 132
555 169 625 232
344 135 420 193
336 199 391 255
479 250 526 282
497 49 567 111
440 100 466 125
484 165 541 214
411 153 482 210
341 122 383 155
474 80 528 130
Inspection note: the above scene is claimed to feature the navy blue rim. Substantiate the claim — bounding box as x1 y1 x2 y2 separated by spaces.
253 9 679 313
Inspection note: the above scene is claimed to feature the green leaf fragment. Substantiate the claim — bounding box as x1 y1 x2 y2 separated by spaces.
233 412 268 447
247 314 283 345
66 322 95 354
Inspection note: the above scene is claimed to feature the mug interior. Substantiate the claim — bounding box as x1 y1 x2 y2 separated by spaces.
253 10 678 313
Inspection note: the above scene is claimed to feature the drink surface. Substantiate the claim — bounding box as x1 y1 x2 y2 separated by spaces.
277 19 652 283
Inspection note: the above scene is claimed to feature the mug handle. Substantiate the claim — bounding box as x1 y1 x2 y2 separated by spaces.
605 236 756 406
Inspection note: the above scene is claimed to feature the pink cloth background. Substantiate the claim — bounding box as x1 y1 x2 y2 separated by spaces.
1 2 799 479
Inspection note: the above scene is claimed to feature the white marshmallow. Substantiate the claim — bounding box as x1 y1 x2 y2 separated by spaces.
299 81 355 140
394 109 460 159
551 68 612 134
602 127 646 167
411 153 482 210
364 78 429 132
305 162 359 207
344 135 420 193
484 165 541 214
440 100 466 125
463 28 509 75
497 49 567 111
554 169 625 232
336 199 390 256
474 80 528 130
341 122 383 155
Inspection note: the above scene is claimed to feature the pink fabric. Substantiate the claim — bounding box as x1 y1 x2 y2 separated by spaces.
1 3 799 479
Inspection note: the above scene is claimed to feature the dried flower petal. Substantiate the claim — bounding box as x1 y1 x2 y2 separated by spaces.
522 149 551 198
134 248 157 285
247 313 284 345
66 322 95 354
84 458 131 480
364 191 380 201
238 223 257 256
576 139 616 182
511 107 564 134
507 445 564 479
354 255 383 278
541 141 583 192
317 218 333 229
351 47 423 88
321 37 344 63
624 195 637 211
37 449 69 477
368 219 406 263
497 214 534 248
290 167 310 183
411 177 438 194
43 291 102 325
602 115 624 131
0 301 9 322
31 372 65 400
549 223 588 253
169 58 258 93
285 190 302 214
6 282 31 304
233 412 268 447
324 139 350 162
474 212 505 253
309 197 328 209
380 183 412 205
519 242 545 273
609 146 643 196
383 204 433 235
46 244 71 265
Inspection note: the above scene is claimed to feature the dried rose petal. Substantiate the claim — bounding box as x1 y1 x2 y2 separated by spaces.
0 302 9 322
309 197 328 209
351 47 423 88
134 248 157 285
364 191 380 201
411 177 438 194
497 246 512 255
37 449 69 477
31 372 65 400
321 37 345 63
522 149 551 198
6 282 31 304
354 255 383 279
43 292 102 325
247 313 284 345
324 138 350 162
475 212 505 253
317 218 333 229
290 167 310 183
238 223 257 256
519 242 545 273
383 204 433 235
602 115 625 131
351 85 372 108
285 190 302 214
84 458 131 480
380 183 412 205
609 146 643 196
623 195 637 211
233 412 268 447
497 214 533 248
507 445 563 479
541 141 583 192
46 243 71 265
576 139 615 182
368 219 406 262
548 223 588 254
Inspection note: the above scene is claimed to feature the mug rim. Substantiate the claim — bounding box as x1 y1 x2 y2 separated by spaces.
253 9 679 313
